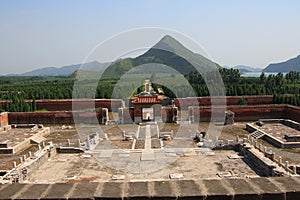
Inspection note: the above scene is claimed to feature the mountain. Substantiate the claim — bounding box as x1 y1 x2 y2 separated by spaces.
5 35 220 77
264 55 300 72
7 61 107 77
232 65 262 72
102 35 220 77
224 65 262 72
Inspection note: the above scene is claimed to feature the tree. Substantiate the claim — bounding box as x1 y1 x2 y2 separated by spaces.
31 98 37 112
238 98 247 105
259 72 266 84
275 72 284 89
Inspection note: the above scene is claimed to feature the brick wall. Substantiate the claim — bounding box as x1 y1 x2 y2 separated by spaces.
174 95 273 109
8 111 105 124
0 112 8 127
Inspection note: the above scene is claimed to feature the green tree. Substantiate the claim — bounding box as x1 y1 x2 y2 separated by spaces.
238 98 247 105
31 98 37 112
259 72 266 84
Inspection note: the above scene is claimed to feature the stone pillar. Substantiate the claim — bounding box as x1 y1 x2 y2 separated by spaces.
278 156 282 165
102 108 109 125
13 162 17 168
118 108 124 124
28 151 32 157
172 106 178 123
188 106 194 123
285 161 289 169
20 157 23 163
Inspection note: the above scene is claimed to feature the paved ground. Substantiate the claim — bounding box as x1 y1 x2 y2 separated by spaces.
27 149 258 183
252 122 300 141
3 121 300 184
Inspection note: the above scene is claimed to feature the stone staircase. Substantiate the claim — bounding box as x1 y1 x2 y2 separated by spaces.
249 130 265 139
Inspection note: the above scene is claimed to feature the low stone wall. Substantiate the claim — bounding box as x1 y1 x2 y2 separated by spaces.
1 144 56 183
24 146 57 179
239 143 285 176
12 127 50 155
0 177 300 199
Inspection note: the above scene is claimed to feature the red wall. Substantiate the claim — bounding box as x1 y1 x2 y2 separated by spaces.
174 96 273 109
188 105 293 122
0 112 8 127
8 111 105 124
286 105 300 122
36 99 124 111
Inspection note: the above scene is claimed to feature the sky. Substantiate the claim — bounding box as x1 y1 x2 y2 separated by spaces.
1 0 300 74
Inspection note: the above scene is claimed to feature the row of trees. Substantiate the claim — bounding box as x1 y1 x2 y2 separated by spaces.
1 69 300 112
0 93 36 112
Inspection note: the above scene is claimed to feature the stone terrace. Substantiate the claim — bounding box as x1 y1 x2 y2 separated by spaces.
0 177 300 199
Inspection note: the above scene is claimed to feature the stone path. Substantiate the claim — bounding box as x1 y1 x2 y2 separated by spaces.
144 125 151 150
141 125 154 161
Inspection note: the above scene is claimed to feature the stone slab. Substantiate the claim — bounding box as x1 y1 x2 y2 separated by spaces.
97 182 124 199
176 180 205 199
169 173 184 179
99 150 113 158
42 183 74 199
119 153 130 158
250 177 283 193
69 182 99 200
271 177 300 200
202 179 231 197
217 172 232 178
250 178 285 200
112 175 126 180
165 152 177 157
16 184 50 200
124 181 150 199
164 148 175 153
152 181 177 199
0 184 27 199
141 150 154 161
224 178 260 200
271 177 300 192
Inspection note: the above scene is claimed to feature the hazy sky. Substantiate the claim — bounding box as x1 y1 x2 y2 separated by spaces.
1 0 300 74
